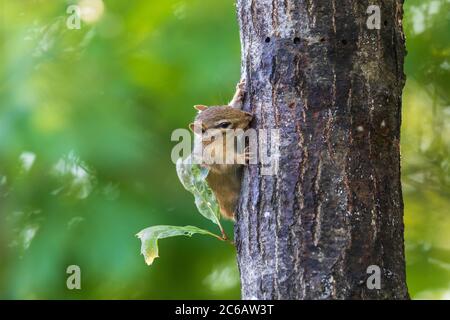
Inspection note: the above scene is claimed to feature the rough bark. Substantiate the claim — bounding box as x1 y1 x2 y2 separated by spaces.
235 0 409 299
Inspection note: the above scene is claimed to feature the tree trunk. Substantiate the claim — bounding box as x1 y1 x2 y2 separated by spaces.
235 0 409 299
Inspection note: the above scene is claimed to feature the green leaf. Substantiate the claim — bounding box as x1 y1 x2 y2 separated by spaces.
176 156 222 227
136 225 219 265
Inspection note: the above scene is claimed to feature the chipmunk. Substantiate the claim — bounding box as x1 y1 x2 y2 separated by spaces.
189 80 253 220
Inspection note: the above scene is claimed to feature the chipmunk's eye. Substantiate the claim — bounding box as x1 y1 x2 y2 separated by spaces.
217 122 232 129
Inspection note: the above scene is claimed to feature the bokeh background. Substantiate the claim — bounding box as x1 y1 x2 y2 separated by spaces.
0 0 448 299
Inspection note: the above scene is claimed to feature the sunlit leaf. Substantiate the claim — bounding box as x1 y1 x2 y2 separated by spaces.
136 225 219 266
176 155 222 227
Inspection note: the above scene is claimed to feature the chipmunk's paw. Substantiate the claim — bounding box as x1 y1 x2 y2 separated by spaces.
236 147 255 165
229 78 247 109
236 79 246 93
245 151 255 165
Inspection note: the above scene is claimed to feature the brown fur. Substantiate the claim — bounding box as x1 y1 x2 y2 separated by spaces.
190 105 253 220
206 165 243 220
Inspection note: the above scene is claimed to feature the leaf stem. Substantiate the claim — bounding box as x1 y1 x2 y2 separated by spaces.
218 222 228 240
205 228 233 245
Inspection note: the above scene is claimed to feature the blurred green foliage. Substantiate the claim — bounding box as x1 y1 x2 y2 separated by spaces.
0 0 448 299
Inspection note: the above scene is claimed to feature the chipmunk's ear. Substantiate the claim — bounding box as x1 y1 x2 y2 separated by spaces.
189 123 195 132
194 105 208 112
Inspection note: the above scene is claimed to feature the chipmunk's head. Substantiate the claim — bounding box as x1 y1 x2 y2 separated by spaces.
189 105 253 167
189 105 253 134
